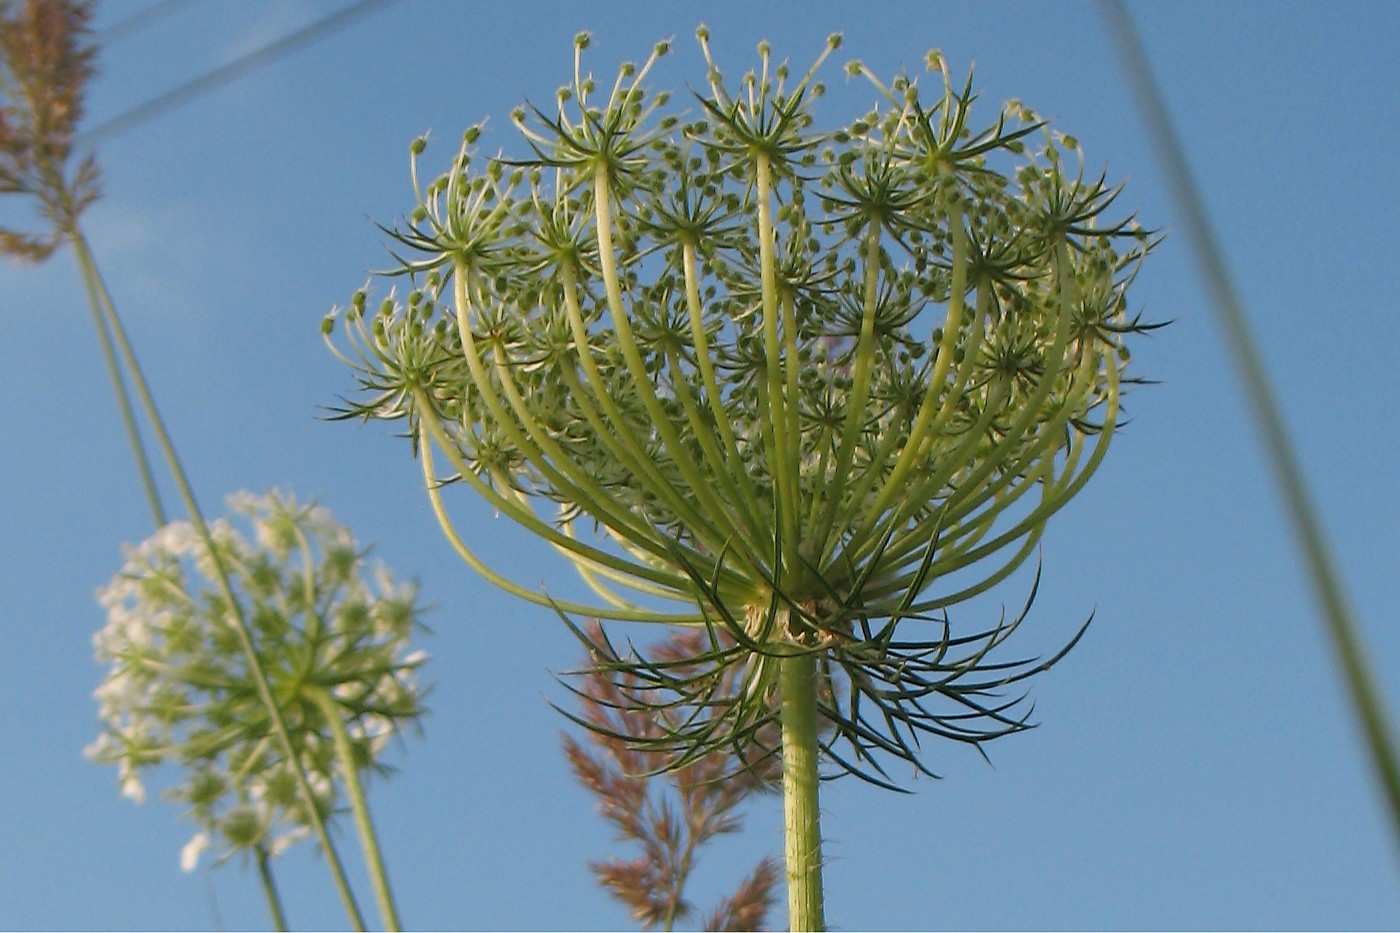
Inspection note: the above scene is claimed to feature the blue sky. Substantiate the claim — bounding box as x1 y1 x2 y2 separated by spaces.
3 0 1399 929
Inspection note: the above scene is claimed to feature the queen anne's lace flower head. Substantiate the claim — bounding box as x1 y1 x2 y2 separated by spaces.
327 30 1157 784
86 490 429 869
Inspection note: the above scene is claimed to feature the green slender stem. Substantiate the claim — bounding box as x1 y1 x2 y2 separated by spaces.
838 205 969 554
76 226 308 924
448 264 698 568
255 844 290 932
1099 0 1400 849
585 169 748 560
753 155 800 577
307 687 403 932
78 222 316 930
679 239 770 543
412 396 707 615
811 224 897 554
779 646 826 932
78 230 368 930
69 231 167 526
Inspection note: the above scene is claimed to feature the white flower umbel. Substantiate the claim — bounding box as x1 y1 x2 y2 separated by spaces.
88 489 427 928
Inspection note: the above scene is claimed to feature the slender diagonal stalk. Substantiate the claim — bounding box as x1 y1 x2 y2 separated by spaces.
1098 0 1400 848
71 226 302 925
69 230 167 525
255 844 289 932
73 229 368 930
307 686 403 932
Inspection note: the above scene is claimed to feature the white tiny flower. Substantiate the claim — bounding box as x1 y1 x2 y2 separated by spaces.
92 671 137 719
163 521 200 556
350 713 394 758
179 832 210 872
251 520 281 555
225 489 260 514
95 578 131 612
82 733 112 762
304 504 341 541
307 769 333 805
267 825 309 859
120 765 146 805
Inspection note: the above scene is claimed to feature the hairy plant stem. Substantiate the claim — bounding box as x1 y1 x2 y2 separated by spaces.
779 649 826 932
71 231 367 931
307 686 403 932
255 844 289 932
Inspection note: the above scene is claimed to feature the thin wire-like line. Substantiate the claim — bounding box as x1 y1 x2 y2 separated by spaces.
99 0 200 43
80 0 406 148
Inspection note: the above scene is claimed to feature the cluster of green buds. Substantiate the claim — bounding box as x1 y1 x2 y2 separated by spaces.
86 490 429 871
325 28 1155 784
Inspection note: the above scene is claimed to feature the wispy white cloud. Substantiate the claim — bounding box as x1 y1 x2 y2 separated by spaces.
75 196 220 332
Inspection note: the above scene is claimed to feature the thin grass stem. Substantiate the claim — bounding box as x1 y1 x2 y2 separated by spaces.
76 231 368 929
307 686 403 932
70 232 166 525
255 844 289 932
1099 0 1400 850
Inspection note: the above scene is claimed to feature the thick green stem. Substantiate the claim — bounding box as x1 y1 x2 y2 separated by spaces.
307 686 402 932
779 650 826 932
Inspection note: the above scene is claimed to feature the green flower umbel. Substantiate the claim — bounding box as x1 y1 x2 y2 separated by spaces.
87 490 428 875
327 30 1156 929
